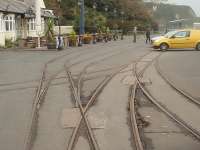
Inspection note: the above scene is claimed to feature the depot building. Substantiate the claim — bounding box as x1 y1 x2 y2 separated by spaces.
0 0 55 47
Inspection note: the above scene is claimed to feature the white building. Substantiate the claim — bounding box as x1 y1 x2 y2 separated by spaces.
0 0 55 47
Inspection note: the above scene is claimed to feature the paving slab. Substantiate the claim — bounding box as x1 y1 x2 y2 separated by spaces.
74 137 90 150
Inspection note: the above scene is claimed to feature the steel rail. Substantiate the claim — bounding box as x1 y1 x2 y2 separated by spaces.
129 83 144 150
66 51 155 150
128 51 164 150
24 45 117 150
155 59 200 107
24 64 46 150
66 64 127 150
65 66 100 150
135 62 200 141
128 51 160 150
24 43 150 150
24 66 63 150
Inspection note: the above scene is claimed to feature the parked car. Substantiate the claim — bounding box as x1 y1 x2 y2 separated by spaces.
151 35 163 43
151 30 176 43
152 29 200 51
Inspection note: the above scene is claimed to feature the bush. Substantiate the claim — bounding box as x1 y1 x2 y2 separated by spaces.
68 30 77 46
5 39 16 48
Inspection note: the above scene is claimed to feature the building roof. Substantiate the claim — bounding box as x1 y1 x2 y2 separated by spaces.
0 0 55 18
0 0 28 14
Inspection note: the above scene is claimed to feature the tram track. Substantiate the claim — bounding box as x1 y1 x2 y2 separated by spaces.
64 51 156 150
65 51 158 150
24 45 121 150
134 56 200 143
65 66 100 150
128 51 162 150
128 50 200 150
66 64 128 150
24 40 147 150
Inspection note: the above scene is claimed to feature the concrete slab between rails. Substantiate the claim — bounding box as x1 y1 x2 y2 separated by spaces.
61 108 106 129
121 75 151 86
121 75 136 85
74 136 90 150
140 59 154 62
141 78 152 86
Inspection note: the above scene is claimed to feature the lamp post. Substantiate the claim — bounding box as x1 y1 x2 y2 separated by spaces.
92 2 97 44
57 0 61 37
78 0 85 35
78 0 85 46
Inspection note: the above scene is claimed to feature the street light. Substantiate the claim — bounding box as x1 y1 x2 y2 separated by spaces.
77 0 85 46
78 0 85 35
92 1 97 44
57 0 61 37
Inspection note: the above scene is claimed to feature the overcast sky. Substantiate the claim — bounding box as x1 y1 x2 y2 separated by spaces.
168 0 200 16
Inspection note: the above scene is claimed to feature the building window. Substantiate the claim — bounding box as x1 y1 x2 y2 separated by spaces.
28 18 36 31
0 15 3 32
4 15 15 31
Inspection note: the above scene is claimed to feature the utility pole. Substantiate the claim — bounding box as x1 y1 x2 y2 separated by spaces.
78 0 85 46
57 0 61 37
80 0 85 35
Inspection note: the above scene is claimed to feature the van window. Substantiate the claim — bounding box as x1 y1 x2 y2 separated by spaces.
174 31 190 38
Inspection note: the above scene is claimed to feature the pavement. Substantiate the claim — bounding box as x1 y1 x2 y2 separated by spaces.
1 37 200 150
0 37 151 150
157 51 200 100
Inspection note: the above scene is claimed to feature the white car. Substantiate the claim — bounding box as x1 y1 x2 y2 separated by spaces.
151 35 164 43
151 31 177 44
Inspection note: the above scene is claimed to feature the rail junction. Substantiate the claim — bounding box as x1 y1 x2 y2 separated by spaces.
0 37 200 150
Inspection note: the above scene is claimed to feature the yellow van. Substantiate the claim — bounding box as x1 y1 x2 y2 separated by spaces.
153 29 200 51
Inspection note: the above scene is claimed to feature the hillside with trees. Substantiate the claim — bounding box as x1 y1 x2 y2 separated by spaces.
145 2 196 27
44 0 157 32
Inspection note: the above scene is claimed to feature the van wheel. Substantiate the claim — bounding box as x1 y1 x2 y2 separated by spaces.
160 43 169 51
196 43 200 51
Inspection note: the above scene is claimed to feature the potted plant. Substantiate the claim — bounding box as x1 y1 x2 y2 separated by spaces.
68 30 77 47
83 34 92 44
45 18 56 49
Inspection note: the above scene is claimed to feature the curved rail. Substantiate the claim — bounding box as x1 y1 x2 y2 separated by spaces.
135 61 200 141
129 84 144 150
66 51 155 150
155 59 200 107
24 45 152 150
65 65 100 150
66 64 127 150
